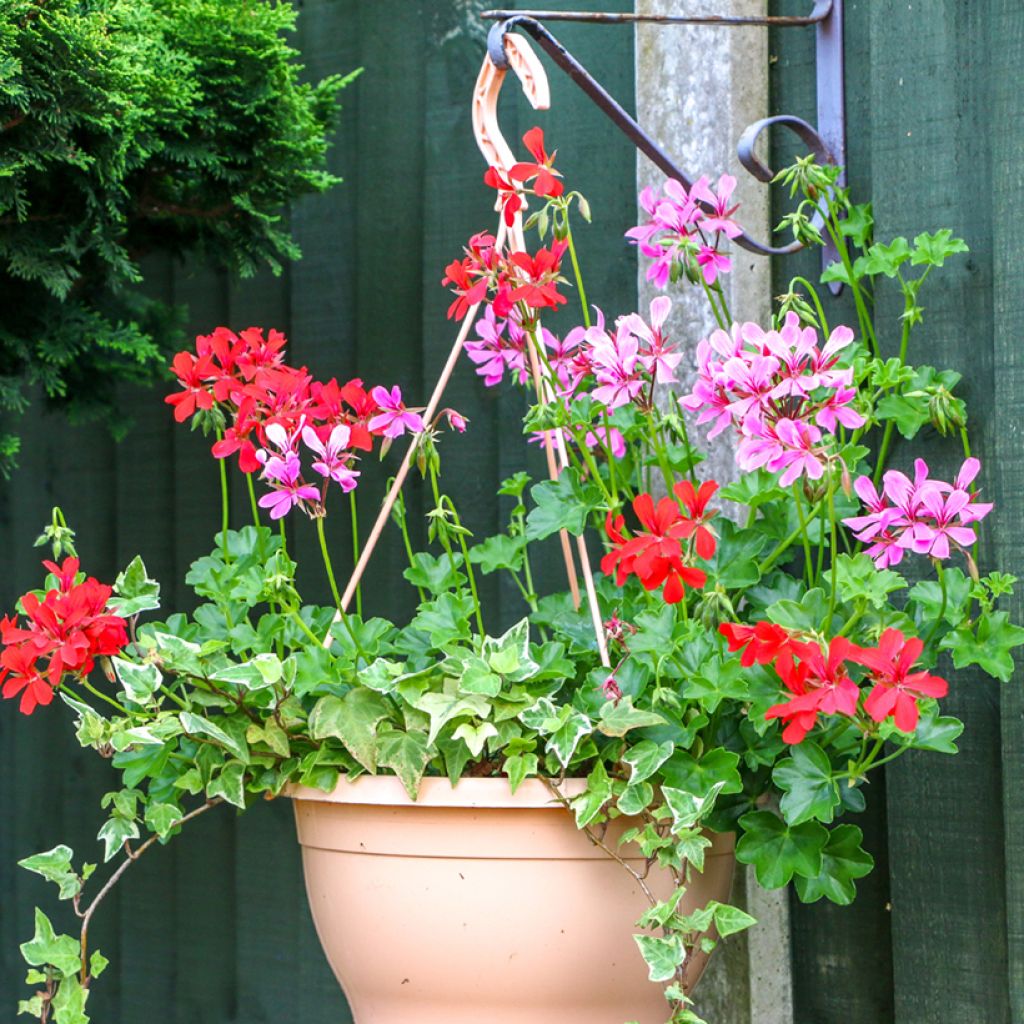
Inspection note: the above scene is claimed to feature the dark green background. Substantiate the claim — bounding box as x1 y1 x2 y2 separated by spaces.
2 2 1023 1021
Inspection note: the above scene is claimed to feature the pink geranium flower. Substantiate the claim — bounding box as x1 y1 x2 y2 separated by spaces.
368 386 425 439
258 451 320 519
302 424 359 493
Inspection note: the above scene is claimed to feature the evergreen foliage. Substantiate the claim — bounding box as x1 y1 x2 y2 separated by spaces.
0 0 357 473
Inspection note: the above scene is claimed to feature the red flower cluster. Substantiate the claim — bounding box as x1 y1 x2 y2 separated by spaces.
442 232 569 323
484 127 564 226
1 559 128 715
601 481 718 604
166 326 386 474
719 621 949 743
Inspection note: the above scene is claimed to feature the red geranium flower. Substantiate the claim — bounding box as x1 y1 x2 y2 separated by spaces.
506 240 569 312
719 620 795 668
484 165 523 226
601 494 706 604
509 127 564 198
673 479 719 559
847 628 948 732
166 351 215 422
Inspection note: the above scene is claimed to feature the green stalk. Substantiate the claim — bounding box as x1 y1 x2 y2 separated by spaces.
699 278 727 330
792 483 815 587
788 275 832 333
826 478 839 626
825 209 878 357
245 473 260 526
349 489 363 619
316 516 367 659
759 498 826 575
395 491 426 604
78 677 129 715
924 562 948 650
440 496 485 638
288 609 324 648
216 433 231 561
563 217 591 327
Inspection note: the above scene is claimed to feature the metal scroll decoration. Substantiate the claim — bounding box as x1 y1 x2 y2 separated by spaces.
481 1 847 291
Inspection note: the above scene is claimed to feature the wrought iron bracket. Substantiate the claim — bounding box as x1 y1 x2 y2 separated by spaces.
481 3 847 294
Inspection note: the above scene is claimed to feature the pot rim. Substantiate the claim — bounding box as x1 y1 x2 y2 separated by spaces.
286 774 587 808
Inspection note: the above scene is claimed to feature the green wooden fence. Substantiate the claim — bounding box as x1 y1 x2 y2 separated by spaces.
3 2 1023 1022
0 1 637 1019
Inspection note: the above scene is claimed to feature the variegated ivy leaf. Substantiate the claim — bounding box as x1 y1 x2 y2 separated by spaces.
153 632 204 676
179 711 248 763
662 781 727 833
414 691 491 745
212 653 283 690
481 618 538 682
571 761 611 828
20 909 82 977
114 659 162 704
633 933 685 983
520 698 592 768
452 721 498 758
377 728 430 799
17 846 82 900
503 752 539 794
109 556 161 617
309 690 392 773
596 698 666 738
358 658 403 694
622 740 674 784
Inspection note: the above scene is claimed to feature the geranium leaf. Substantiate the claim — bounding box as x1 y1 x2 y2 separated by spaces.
794 824 874 905
940 611 1024 682
834 553 905 609
525 469 603 541
736 811 828 889
773 742 841 825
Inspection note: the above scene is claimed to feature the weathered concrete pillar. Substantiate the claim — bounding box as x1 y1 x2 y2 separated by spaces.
635 3 794 1021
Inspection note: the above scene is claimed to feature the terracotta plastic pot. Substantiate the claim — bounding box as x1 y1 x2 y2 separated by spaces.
289 775 735 1024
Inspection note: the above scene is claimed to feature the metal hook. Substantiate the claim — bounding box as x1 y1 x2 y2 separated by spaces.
484 5 847 292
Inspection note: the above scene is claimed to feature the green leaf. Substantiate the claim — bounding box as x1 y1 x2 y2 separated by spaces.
906 706 963 754
18 846 81 900
766 588 828 633
876 393 930 440
858 236 911 277
403 551 466 593
680 656 750 713
97 816 140 862
549 708 592 768
212 653 283 690
662 782 726 832
622 740 674 784
571 761 612 828
413 690 491 745
144 802 182 838
908 568 972 629
834 553 905 609
21 909 82 977
910 229 968 267
940 611 1024 682
504 752 539 793
634 933 685 983
52 972 90 1024
701 521 766 589
468 535 525 575
710 901 757 938
662 749 743 798
377 728 431 799
596 697 666 738
618 781 654 815
525 468 603 541
208 760 247 809
736 811 828 889
309 689 392 772
773 742 841 825
410 592 474 647
89 950 109 978
113 659 163 704
794 824 874 904
839 201 873 248
110 556 161 616
452 720 498 758
179 711 248 762
451 654 503 697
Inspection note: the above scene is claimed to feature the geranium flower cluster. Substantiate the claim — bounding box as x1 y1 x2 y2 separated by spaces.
601 481 718 604
166 326 426 519
483 126 564 226
627 174 741 288
720 621 949 742
843 457 992 569
680 311 864 486
0 558 128 714
441 230 569 323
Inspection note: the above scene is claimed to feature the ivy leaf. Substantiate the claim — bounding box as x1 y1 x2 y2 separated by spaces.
709 901 758 938
622 740 674 784
97 816 140 862
144 802 182 838
18 846 81 900
207 760 246 809
911 229 968 267
940 611 1024 682
377 728 430 799
634 934 685 983
179 711 248 762
403 551 466 594
468 535 525 575
735 811 829 889
309 690 393 772
794 824 874 905
114 660 162 704
452 720 498 758
571 761 612 828
212 653 283 690
596 697 665 738
504 752 538 794
662 781 727 832
109 556 161 616
413 691 490 745
835 554 905 609
20 909 82 977
618 781 654 815
51 973 90 1024
525 469 603 541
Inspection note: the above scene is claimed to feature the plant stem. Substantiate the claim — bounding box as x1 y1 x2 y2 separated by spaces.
316 516 342 610
216 436 231 561
78 677 129 715
791 484 815 587
924 562 948 650
395 490 426 604
349 489 363 618
827 477 839 625
564 217 591 327
758 499 825 575
441 496 486 638
246 473 260 526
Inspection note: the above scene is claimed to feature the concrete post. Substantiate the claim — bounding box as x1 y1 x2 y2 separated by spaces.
634 2 795 1021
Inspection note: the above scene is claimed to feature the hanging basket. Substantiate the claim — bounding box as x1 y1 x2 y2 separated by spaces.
289 776 735 1024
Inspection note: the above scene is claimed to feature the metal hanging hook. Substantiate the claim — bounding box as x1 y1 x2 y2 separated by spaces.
482 3 847 292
